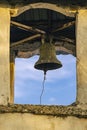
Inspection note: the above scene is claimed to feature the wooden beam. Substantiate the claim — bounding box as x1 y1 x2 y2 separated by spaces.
53 36 75 44
52 21 75 33
11 21 45 34
16 42 76 58
10 51 15 104
17 46 74 58
55 46 73 55
17 49 39 58
11 34 41 48
55 41 76 56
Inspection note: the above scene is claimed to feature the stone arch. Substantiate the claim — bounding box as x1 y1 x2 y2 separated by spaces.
10 2 76 57
13 2 75 17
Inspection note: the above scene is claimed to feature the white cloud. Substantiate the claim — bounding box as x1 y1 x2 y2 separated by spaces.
45 55 76 82
15 54 76 82
14 54 76 104
15 56 44 81
49 97 56 102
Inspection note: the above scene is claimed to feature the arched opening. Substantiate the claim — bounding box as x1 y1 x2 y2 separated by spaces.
11 6 76 105
15 2 74 17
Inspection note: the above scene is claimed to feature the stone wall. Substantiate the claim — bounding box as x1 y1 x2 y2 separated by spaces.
0 113 87 130
0 105 87 130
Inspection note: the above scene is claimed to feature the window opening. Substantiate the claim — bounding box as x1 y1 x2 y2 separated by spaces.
15 54 76 105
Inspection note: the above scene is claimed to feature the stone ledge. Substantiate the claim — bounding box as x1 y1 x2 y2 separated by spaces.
0 104 87 118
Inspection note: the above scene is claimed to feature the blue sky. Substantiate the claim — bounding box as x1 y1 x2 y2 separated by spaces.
14 54 76 105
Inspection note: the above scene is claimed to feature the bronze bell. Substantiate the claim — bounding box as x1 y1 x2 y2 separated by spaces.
34 42 62 73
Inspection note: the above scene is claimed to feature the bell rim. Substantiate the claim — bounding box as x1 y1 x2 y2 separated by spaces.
34 62 62 71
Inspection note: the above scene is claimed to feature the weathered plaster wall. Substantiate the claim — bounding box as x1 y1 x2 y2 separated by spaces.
0 113 87 130
0 8 10 105
76 10 87 105
0 105 87 130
